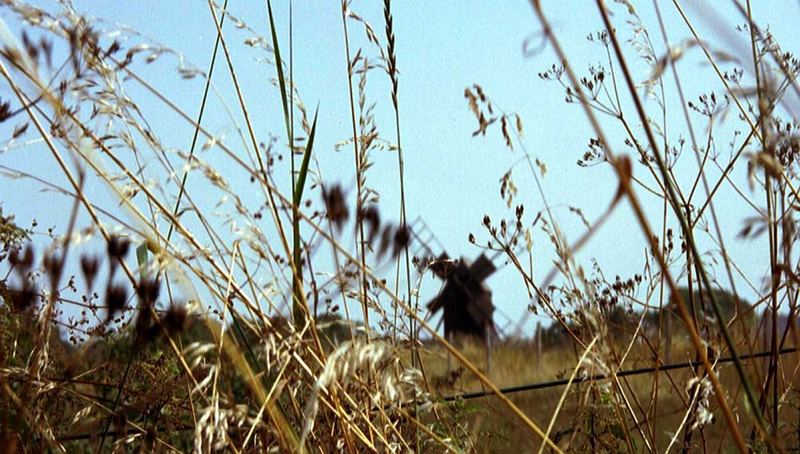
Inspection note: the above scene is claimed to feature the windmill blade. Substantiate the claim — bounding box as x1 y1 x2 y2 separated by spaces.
492 306 513 338
469 253 497 282
425 294 442 313
408 216 448 262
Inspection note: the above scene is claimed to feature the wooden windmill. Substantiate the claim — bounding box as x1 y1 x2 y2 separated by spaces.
409 217 499 370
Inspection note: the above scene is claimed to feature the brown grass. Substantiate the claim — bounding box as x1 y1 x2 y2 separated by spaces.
1 0 800 452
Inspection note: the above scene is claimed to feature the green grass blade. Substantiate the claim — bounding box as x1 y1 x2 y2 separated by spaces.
136 242 148 281
266 0 291 142
265 0 306 326
293 105 318 207
290 106 317 326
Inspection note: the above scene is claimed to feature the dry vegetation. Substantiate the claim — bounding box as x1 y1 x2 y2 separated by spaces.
1 0 800 452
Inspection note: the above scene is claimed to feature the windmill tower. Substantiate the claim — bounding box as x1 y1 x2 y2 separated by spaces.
409 217 499 370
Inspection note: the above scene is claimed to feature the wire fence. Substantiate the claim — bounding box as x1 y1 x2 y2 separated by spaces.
441 347 800 402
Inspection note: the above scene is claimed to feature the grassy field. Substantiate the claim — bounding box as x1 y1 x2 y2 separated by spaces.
2 0 800 452
418 336 800 452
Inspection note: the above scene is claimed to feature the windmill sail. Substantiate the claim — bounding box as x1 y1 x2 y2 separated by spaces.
469 253 496 282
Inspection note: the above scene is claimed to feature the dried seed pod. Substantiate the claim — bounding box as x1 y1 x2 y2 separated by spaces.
377 225 393 258
134 305 158 344
136 277 161 306
161 304 188 335
42 251 63 290
8 244 35 271
357 206 381 244
10 284 37 312
322 184 348 231
80 254 101 290
105 283 128 323
0 100 11 123
107 235 130 260
392 225 410 258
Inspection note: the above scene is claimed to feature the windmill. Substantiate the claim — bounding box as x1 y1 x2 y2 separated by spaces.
409 217 499 370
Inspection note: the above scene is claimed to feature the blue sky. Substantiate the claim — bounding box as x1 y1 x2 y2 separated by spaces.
1 1 798 336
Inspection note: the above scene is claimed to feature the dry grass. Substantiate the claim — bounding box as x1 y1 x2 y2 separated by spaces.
1 0 800 452
419 337 800 452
